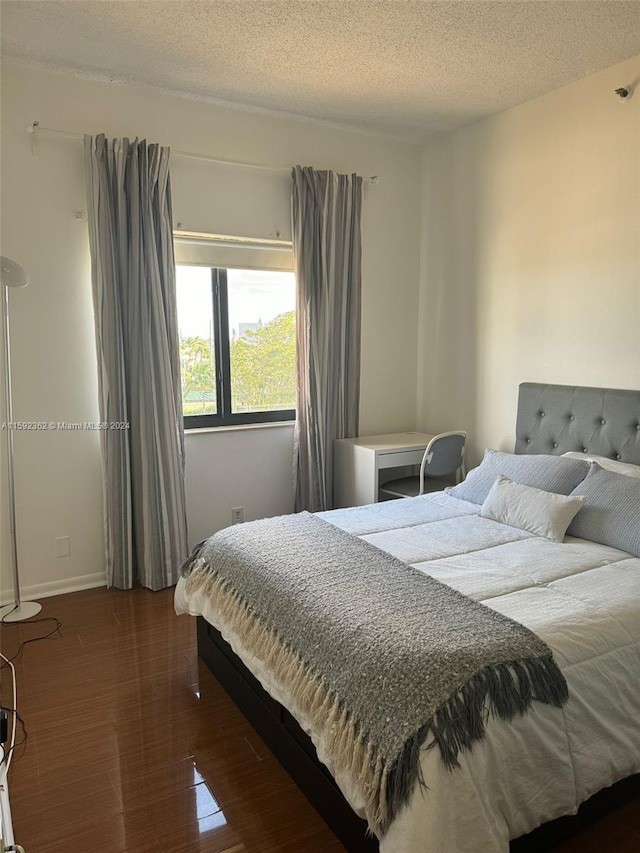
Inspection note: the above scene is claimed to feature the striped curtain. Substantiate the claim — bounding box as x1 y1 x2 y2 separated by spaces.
292 166 363 512
84 134 188 590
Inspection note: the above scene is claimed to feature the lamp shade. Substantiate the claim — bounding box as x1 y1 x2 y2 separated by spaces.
0 256 29 289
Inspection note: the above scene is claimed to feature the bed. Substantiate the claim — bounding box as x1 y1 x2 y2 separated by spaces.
175 382 640 852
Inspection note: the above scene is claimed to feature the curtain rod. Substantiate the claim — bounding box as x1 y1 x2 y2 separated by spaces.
27 121 379 184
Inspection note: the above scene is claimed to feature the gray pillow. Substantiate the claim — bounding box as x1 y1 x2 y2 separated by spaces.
567 464 640 557
445 449 590 505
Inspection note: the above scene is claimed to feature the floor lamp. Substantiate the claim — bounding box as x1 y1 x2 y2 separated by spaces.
1 256 41 621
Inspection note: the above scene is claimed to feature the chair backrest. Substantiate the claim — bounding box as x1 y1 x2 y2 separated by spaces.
419 431 467 487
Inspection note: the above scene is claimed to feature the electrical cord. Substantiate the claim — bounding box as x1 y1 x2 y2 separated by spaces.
0 656 28 853
0 617 62 671
0 618 59 773
0 613 63 852
0 708 27 774
0 653 19 775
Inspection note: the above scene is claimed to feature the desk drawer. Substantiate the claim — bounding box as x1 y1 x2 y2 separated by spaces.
378 449 425 469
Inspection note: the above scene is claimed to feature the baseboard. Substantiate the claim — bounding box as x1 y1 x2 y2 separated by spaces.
0 572 107 605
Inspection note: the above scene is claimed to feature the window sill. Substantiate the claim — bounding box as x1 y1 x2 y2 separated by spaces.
184 420 295 436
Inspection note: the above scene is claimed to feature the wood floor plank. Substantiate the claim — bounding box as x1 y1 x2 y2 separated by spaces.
3 586 638 852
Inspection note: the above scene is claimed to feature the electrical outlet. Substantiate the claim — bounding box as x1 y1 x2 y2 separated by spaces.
231 506 244 525
55 536 71 557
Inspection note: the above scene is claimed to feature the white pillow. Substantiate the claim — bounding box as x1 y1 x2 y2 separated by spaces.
562 452 640 479
480 475 585 543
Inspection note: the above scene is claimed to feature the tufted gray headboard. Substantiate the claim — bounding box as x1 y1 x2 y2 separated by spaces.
515 383 640 465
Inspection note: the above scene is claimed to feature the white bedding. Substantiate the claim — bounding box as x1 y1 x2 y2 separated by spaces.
175 492 640 852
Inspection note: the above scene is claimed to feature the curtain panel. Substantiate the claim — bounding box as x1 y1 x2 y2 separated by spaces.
84 134 188 590
291 166 363 512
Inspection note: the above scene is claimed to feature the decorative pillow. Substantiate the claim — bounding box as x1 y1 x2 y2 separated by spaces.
562 451 640 479
480 475 585 543
567 465 640 557
445 449 590 506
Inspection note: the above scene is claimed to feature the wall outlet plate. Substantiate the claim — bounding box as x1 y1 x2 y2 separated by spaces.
55 536 71 557
231 507 244 525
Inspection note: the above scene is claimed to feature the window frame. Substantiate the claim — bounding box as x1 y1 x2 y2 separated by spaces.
180 266 296 430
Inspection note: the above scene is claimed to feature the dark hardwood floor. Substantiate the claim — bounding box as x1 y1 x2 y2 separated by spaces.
2 587 638 853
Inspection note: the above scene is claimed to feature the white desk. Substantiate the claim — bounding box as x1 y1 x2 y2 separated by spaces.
334 432 434 508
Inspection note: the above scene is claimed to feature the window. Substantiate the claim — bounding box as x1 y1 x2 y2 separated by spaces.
176 265 296 428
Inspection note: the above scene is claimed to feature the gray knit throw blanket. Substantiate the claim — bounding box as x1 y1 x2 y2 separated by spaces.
183 512 568 836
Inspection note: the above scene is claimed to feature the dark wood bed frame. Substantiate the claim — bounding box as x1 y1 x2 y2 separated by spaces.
198 617 639 852
195 383 640 851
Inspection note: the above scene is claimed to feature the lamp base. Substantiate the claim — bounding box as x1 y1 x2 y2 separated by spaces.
0 601 43 622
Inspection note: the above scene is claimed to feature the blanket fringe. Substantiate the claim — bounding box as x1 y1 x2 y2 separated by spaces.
185 564 568 837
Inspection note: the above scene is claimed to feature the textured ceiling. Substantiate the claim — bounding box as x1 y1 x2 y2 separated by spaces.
1 0 639 141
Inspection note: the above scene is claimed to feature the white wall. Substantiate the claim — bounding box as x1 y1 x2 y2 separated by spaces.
8 53 636 600
417 54 640 467
0 63 422 598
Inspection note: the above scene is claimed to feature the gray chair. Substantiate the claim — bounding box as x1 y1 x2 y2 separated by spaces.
379 431 467 499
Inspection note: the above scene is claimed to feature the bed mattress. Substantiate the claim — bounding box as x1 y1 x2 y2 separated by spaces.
175 492 640 852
